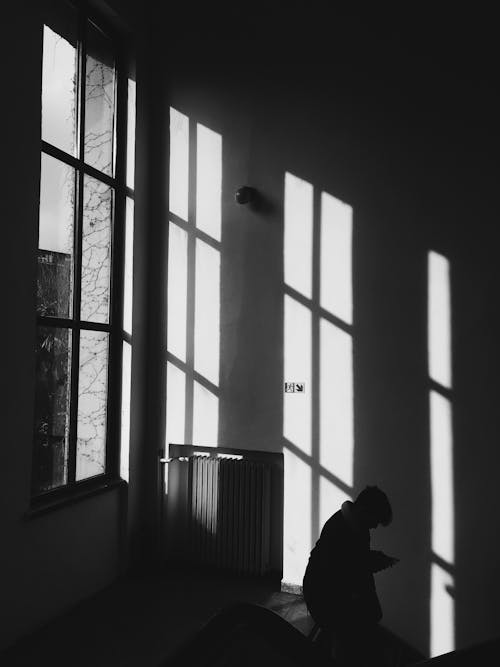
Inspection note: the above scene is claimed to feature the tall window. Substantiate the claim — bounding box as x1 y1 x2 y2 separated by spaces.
32 2 135 498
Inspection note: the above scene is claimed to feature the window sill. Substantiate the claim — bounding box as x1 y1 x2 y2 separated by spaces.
25 477 127 519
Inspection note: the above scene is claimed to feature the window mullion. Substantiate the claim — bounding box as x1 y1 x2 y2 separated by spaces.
68 167 82 487
106 46 127 478
68 10 87 486
77 8 86 168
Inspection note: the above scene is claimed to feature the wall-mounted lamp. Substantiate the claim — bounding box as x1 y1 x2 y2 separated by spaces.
235 186 256 205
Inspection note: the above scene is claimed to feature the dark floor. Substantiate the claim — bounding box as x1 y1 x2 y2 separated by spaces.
0 567 313 667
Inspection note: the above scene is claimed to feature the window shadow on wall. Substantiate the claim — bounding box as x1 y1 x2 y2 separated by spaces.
163 106 458 660
428 251 455 657
282 171 355 587
165 109 223 476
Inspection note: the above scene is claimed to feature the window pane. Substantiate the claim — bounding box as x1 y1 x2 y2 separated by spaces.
76 330 109 480
38 153 75 318
32 326 72 494
120 340 132 482
80 176 113 323
123 197 134 334
85 22 115 175
126 78 136 189
42 23 77 155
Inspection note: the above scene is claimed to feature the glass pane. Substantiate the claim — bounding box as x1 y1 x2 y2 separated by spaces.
169 107 189 220
80 176 113 323
32 326 72 494
42 21 77 155
120 341 132 482
38 153 75 318
126 78 136 189
85 22 115 175
123 197 134 334
76 330 109 480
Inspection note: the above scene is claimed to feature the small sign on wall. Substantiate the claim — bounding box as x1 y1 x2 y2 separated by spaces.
284 382 305 393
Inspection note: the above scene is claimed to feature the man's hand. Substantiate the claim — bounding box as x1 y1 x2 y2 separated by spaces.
370 550 400 573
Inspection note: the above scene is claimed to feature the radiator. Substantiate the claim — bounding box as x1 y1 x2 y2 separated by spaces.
186 454 272 576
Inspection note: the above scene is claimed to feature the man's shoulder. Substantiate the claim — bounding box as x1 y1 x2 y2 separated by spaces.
321 509 348 538
326 508 346 526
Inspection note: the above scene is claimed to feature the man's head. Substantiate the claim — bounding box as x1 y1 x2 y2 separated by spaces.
354 486 392 529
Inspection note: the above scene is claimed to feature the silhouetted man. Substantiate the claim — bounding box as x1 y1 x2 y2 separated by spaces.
303 486 398 666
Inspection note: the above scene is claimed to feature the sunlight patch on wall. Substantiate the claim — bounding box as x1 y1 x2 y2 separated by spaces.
166 362 186 446
164 362 186 493
193 381 219 446
320 475 351 530
430 391 454 565
167 222 188 361
284 172 313 299
194 239 221 387
428 251 455 658
196 124 222 241
283 294 312 455
169 108 189 221
320 192 353 324
282 177 355 589
431 563 455 657
428 252 451 389
167 111 222 461
320 319 353 486
283 448 312 586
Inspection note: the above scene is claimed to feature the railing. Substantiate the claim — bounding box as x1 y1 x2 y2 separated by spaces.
413 636 500 667
160 602 336 666
160 599 500 667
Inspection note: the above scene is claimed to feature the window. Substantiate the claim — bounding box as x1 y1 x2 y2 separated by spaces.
32 2 135 499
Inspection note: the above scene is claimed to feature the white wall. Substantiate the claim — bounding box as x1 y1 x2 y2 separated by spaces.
159 5 500 657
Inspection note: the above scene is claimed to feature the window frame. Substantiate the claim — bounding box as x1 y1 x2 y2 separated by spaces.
32 0 134 506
